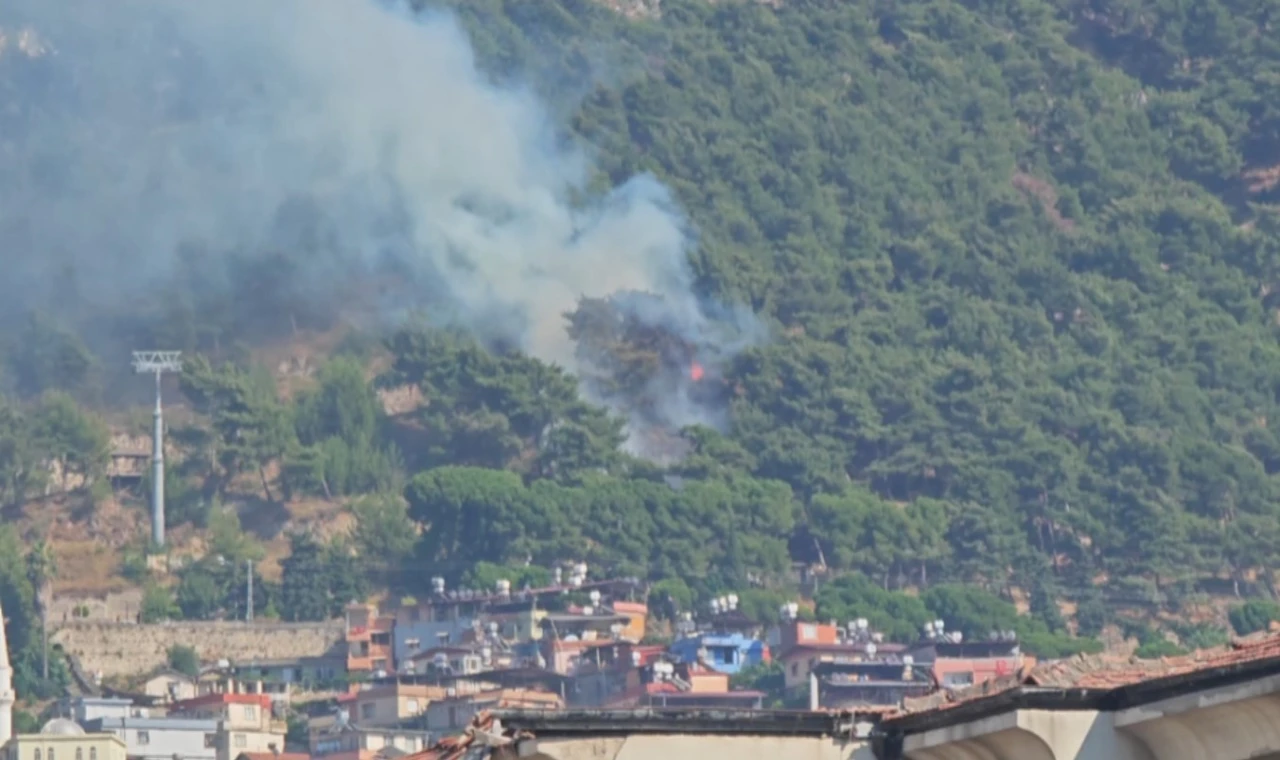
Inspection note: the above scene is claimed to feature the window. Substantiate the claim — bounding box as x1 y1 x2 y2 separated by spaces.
943 672 974 688
90 750 97 760
205 734 217 749
234 735 247 749
33 750 40 760
361 703 375 720
243 705 257 720
372 659 388 671
137 731 151 745
76 750 83 760
48 749 55 760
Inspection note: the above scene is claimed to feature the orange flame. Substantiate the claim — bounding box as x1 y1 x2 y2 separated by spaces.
690 362 705 382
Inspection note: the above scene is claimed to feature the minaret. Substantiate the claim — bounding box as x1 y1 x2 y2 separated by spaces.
0 598 14 746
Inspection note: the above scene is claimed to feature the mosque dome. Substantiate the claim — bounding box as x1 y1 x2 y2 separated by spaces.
39 718 85 736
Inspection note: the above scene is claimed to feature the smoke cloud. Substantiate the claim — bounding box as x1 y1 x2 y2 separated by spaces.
0 0 761 449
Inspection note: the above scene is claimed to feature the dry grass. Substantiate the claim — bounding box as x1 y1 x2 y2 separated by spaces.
51 540 129 595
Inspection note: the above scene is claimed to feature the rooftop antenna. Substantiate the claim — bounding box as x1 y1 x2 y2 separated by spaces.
132 351 182 548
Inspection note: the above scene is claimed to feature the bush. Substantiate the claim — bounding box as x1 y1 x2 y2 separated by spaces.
1229 600 1280 636
167 644 200 677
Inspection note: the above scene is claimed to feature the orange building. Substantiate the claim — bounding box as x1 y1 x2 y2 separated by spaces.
610 602 649 643
346 603 396 674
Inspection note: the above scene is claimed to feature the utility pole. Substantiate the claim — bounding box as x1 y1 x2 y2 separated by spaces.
246 559 254 622
132 351 182 548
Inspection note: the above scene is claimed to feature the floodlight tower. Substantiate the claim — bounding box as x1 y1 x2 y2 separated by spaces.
132 351 183 548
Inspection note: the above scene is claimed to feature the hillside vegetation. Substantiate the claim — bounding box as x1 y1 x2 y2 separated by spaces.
4 0 1280 690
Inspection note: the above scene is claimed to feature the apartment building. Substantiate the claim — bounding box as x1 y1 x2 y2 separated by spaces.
166 694 285 760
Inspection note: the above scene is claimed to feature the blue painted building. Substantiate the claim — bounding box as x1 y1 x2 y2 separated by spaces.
669 632 768 675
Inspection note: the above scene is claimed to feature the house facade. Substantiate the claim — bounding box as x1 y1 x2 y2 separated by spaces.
668 633 769 676
83 717 218 760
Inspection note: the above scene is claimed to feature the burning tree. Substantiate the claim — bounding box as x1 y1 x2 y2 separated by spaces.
565 292 724 437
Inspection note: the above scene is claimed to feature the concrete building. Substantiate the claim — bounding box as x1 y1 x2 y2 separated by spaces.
876 630 1280 758
668 633 768 676
141 671 198 704
309 719 431 760
234 752 310 760
83 716 218 760
229 656 345 693
0 599 13 747
57 699 137 725
166 694 285 760
391 579 644 665
907 638 1033 690
4 720 129 760
346 605 396 675
408 709 875 760
350 684 448 727
809 662 934 710
421 691 562 737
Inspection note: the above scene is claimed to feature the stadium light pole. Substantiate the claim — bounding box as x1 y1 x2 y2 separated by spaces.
132 351 182 548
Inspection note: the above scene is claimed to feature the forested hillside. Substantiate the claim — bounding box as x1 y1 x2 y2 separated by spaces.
4 0 1280 682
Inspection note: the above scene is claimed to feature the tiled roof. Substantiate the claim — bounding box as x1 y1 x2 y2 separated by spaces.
902 630 1280 715
236 754 310 760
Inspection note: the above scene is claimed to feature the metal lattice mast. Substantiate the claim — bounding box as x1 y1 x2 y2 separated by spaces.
132 351 182 548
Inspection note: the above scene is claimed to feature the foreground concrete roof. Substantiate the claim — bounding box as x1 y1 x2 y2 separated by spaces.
403 631 1280 760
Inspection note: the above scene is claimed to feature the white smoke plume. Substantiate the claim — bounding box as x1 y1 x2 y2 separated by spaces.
0 0 761 446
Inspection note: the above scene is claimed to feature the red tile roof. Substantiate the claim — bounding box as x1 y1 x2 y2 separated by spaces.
236 753 309 760
902 630 1280 715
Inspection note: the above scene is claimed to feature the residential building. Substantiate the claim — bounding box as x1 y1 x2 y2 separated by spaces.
908 637 1034 689
566 642 666 707
350 684 447 727
421 690 561 737
807 661 934 710
83 716 219 760
309 716 430 760
229 656 345 693
540 639 612 677
234 752 310 760
141 671 198 704
668 632 769 676
346 604 395 675
609 602 648 643
776 620 907 696
56 699 136 725
603 660 764 710
391 578 644 665
538 610 632 644
166 694 285 760
4 720 127 760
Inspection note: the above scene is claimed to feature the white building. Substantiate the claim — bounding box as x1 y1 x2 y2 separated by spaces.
0 598 14 747
82 717 219 760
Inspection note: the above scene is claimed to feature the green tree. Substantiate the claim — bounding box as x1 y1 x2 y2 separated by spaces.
279 533 331 622
140 584 178 623
167 644 200 678
1229 600 1280 636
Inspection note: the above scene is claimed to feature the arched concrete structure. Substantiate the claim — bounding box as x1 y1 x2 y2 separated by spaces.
882 669 1280 759
514 734 874 760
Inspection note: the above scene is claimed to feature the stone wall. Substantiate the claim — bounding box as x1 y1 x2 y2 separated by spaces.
52 620 345 678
